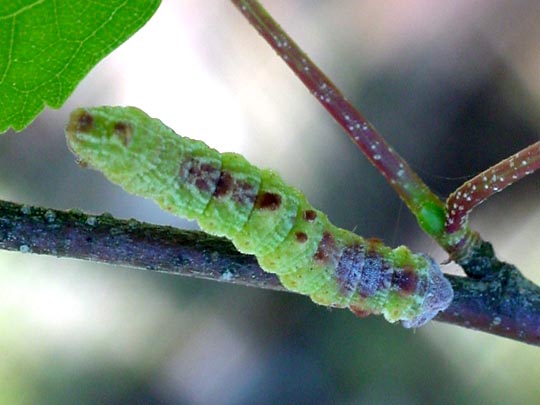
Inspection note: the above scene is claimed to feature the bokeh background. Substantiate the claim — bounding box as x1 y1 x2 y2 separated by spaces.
2 0 540 403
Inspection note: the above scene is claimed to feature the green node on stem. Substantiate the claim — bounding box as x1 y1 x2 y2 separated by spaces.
417 200 446 238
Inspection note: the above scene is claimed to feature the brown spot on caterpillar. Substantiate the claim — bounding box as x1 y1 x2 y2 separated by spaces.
335 244 365 294
391 267 418 295
367 237 384 249
214 172 234 198
213 172 258 206
179 157 220 193
113 121 133 146
303 210 317 221
76 112 94 132
401 256 453 328
295 232 308 243
255 192 282 210
313 231 336 263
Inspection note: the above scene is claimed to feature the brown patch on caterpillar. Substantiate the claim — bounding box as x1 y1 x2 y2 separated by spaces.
113 121 133 146
400 256 453 328
356 251 393 297
255 192 282 210
214 172 258 206
76 111 94 132
214 172 234 197
313 231 336 263
335 244 365 294
391 267 418 296
366 237 384 249
295 231 308 243
348 305 374 318
303 210 317 221
178 157 221 192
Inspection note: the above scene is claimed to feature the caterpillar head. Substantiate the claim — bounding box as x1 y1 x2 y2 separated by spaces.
66 106 165 186
401 255 453 328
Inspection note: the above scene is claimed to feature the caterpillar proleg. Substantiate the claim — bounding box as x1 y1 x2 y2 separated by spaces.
66 106 453 328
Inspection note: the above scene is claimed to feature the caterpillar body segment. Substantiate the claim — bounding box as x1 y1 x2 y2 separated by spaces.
66 106 453 328
257 193 327 276
232 169 300 257
198 152 262 237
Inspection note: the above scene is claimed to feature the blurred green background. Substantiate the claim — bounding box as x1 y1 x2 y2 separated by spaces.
2 0 540 403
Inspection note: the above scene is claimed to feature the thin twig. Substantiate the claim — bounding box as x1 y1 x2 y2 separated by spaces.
1 199 539 345
446 141 540 234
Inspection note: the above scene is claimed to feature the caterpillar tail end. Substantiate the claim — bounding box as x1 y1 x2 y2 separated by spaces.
401 255 454 328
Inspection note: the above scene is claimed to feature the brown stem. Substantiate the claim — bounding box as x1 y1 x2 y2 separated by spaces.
230 1 435 214
1 199 539 345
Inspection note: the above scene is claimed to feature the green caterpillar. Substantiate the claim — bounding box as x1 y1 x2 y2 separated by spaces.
65 106 453 327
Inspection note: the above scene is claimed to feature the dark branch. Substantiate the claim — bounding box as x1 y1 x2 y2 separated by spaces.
1 199 538 346
0 200 281 291
439 264 540 345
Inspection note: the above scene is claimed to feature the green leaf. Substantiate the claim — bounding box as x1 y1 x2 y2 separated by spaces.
0 0 160 133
